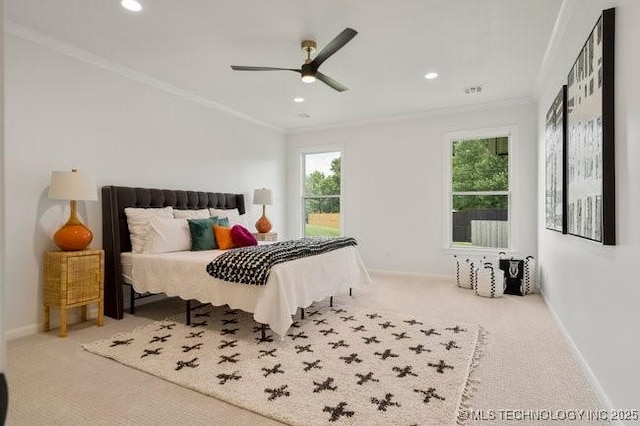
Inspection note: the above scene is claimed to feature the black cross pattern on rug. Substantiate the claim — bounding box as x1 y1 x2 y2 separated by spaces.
218 353 241 364
362 336 380 345
319 328 338 336
408 344 431 354
441 340 461 350
221 318 238 325
391 332 410 340
149 334 171 344
295 344 313 354
217 371 241 385
366 313 381 319
403 319 423 326
265 385 290 401
141 348 162 358
110 338 133 347
331 308 347 314
218 340 238 349
420 328 441 337
340 315 356 322
379 321 395 329
340 353 362 364
255 334 274 344
190 321 207 328
307 310 321 317
290 321 301 328
221 328 239 336
156 323 176 331
323 402 354 422
287 331 308 340
185 331 204 339
313 319 328 326
262 363 284 377
374 349 399 360
446 325 467 334
258 349 278 358
313 377 337 393
175 357 199 371
181 343 203 353
428 360 454 374
302 359 322 372
328 340 349 349
370 393 401 412
351 325 366 332
223 310 238 316
392 365 418 378
194 312 210 318
414 387 445 404
355 371 380 385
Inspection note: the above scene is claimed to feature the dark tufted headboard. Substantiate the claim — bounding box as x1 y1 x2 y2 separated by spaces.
101 186 246 319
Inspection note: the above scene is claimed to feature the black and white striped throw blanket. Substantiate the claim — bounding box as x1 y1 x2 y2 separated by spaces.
206 237 358 285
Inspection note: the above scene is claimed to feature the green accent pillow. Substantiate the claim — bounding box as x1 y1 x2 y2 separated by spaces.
188 218 217 251
212 216 230 227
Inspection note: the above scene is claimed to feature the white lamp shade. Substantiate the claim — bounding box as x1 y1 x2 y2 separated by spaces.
253 188 273 206
48 170 98 201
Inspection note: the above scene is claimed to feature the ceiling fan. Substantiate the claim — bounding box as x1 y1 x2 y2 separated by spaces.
230 28 358 92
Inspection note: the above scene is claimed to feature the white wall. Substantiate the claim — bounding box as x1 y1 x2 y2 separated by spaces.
1 0 7 372
287 101 538 276
536 0 639 409
4 34 286 335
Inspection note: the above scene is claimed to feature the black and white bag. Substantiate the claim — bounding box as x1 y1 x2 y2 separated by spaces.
522 255 537 295
475 262 505 298
454 256 473 289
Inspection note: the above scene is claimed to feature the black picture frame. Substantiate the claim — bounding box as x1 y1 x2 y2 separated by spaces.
545 85 567 233
566 8 615 245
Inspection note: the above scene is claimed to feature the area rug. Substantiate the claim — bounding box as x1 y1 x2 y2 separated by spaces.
84 303 486 425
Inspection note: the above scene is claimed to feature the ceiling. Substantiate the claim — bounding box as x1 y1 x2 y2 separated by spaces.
6 0 562 132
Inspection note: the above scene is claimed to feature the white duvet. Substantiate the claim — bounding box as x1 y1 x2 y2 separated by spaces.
122 246 370 336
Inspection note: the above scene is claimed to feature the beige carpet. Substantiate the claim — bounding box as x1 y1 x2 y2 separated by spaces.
6 272 605 425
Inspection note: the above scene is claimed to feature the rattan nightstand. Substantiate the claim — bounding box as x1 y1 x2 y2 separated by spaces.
43 249 104 337
252 232 278 242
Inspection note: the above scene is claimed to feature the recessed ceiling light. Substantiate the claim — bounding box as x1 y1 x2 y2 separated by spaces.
425 72 438 80
294 97 305 103
121 0 142 12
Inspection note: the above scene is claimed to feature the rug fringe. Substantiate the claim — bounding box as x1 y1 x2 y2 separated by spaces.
456 326 488 425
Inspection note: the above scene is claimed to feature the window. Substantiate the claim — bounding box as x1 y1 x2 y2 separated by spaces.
301 151 342 237
446 130 511 249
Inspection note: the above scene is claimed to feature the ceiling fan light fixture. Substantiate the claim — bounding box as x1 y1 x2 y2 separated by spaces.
301 75 316 84
121 0 142 12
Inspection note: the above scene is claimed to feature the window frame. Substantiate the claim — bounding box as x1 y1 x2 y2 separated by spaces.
299 145 344 238
443 126 515 254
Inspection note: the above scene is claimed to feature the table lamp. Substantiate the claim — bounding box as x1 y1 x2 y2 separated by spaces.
48 169 98 251
253 188 273 233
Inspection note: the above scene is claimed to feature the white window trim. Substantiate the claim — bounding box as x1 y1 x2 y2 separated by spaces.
298 144 345 238
442 125 516 256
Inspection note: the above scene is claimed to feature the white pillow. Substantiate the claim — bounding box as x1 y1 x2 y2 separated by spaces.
173 209 211 219
143 217 191 254
124 206 174 253
210 208 248 227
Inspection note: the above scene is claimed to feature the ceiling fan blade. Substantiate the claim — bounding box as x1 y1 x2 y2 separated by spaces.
316 71 348 92
231 65 301 73
310 28 358 69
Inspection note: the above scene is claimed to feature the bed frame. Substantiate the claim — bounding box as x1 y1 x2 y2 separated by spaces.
101 186 246 320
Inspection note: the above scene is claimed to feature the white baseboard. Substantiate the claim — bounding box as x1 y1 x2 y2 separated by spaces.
540 289 619 421
5 324 38 341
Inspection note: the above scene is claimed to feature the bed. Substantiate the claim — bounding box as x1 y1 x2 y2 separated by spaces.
102 186 370 336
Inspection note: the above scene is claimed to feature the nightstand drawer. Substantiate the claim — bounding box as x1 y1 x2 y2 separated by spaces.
66 254 101 304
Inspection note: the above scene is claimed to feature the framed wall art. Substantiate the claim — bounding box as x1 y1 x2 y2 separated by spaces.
545 85 567 233
566 8 615 245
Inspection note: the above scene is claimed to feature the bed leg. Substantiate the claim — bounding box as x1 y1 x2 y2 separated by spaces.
130 286 136 314
186 300 191 326
349 287 352 297
261 323 266 340
330 296 333 307
301 308 305 320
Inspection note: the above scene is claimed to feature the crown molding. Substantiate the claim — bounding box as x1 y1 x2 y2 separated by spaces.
5 21 283 133
286 96 535 134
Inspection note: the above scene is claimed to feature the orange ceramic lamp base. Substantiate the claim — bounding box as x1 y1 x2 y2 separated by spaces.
54 200 93 251
255 205 272 233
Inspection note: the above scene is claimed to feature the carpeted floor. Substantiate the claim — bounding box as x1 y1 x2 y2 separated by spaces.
84 303 485 425
6 272 606 425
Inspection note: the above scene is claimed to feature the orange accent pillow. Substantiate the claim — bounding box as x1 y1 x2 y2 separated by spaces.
213 225 236 250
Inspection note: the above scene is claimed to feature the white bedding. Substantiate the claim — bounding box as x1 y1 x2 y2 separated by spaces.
121 246 370 336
